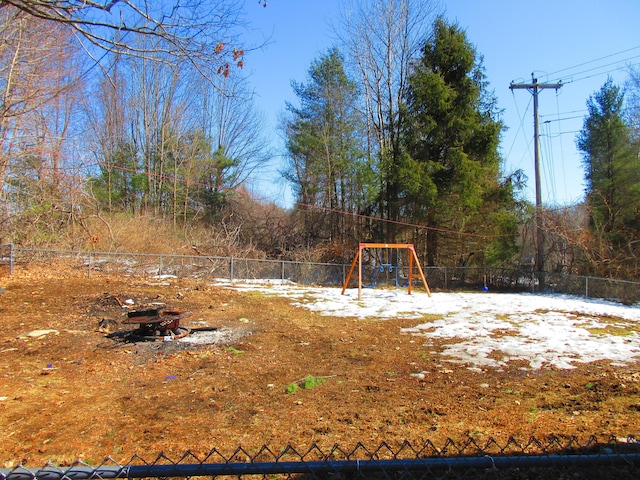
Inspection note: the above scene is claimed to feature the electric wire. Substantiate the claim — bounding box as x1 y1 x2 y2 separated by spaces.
507 90 533 168
541 115 584 123
546 45 640 78
5 147 519 239
540 121 555 205
568 61 640 85
509 47 639 208
555 92 567 202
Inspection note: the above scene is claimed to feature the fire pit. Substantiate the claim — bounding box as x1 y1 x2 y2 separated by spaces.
123 308 191 341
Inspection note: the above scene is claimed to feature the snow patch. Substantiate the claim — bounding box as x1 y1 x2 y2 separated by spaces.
225 283 640 370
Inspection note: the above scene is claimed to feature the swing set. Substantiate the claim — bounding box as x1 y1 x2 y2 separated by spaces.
341 243 431 300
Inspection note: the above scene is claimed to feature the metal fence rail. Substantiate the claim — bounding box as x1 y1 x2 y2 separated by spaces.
1 247 347 286
3 245 640 303
2 436 639 480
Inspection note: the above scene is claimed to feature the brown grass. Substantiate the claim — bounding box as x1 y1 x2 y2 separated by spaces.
1 266 640 468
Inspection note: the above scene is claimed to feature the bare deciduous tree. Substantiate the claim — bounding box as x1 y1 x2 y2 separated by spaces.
197 73 272 191
335 0 439 237
0 10 85 212
85 46 271 225
1 0 250 75
625 65 640 141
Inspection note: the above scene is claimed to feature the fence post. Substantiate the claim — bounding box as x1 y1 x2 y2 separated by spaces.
88 252 92 278
230 256 234 282
159 255 163 275
281 260 285 281
585 276 589 298
531 271 535 293
9 243 14 275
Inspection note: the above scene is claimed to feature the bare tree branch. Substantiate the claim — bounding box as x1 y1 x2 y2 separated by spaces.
0 0 248 71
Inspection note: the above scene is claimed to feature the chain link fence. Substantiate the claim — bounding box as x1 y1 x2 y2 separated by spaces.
1 436 639 479
2 245 639 304
0 246 346 286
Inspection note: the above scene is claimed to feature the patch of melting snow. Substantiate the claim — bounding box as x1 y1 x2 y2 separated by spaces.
224 282 640 370
177 327 243 345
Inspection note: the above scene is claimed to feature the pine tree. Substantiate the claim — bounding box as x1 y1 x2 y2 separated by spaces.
576 78 640 275
402 18 519 265
283 48 372 244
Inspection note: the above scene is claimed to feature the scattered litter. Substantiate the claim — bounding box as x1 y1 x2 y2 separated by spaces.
18 329 59 339
97 319 119 334
41 364 56 374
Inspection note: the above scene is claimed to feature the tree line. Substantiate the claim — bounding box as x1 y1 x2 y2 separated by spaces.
1 0 639 279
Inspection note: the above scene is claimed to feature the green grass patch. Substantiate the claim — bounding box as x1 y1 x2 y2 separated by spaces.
583 325 635 336
285 374 328 394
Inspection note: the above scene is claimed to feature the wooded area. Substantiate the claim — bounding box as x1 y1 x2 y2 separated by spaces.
1 0 639 280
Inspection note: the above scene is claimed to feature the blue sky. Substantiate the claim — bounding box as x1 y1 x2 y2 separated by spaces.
240 0 640 208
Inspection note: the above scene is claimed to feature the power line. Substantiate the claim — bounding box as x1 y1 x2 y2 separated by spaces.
539 130 580 138
7 147 518 239
540 109 586 118
559 57 640 85
547 45 640 78
295 203 518 239
507 90 533 167
509 76 563 277
507 55 638 209
554 93 567 203
542 115 583 123
541 122 555 205
568 61 640 85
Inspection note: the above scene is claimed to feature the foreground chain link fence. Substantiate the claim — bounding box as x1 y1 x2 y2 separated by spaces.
2 245 640 304
1 436 639 480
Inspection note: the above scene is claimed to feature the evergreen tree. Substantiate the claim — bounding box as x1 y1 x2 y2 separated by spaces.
90 141 146 214
283 48 373 244
402 18 519 265
337 0 438 241
576 78 640 272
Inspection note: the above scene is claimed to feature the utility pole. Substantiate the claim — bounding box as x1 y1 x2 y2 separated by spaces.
510 74 562 288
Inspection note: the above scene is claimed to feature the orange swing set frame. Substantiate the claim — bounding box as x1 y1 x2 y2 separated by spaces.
341 243 431 300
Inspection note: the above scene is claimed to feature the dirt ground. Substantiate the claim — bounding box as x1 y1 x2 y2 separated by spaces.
1 266 640 468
